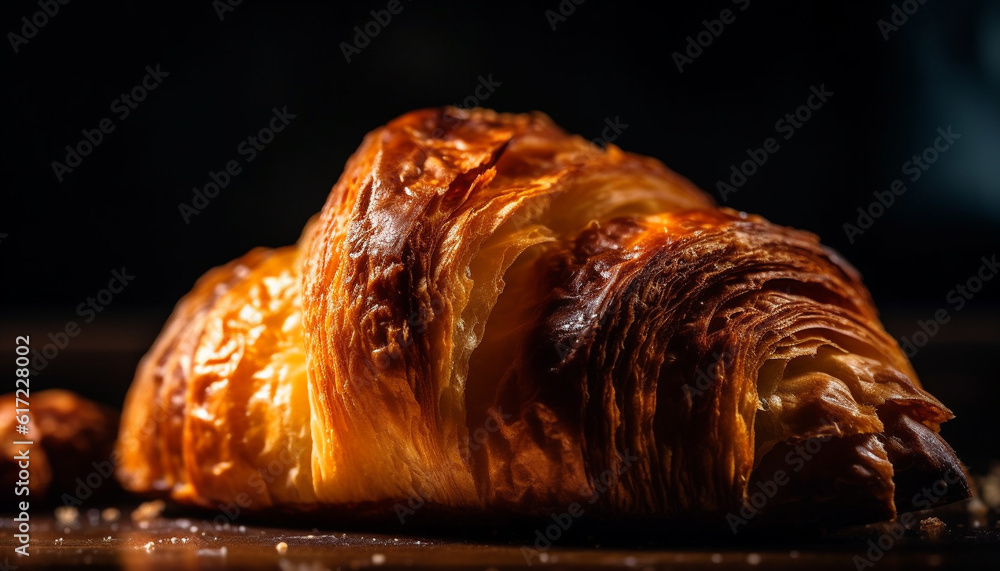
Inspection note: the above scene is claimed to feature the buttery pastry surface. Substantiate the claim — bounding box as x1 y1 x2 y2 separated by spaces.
116 107 969 526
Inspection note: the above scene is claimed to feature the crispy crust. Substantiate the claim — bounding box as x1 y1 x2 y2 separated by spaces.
115 107 968 525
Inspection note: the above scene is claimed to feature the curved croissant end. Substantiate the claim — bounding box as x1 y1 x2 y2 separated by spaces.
116 108 969 527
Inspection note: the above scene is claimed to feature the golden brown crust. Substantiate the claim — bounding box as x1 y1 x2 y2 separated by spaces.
115 107 968 526
117 247 314 508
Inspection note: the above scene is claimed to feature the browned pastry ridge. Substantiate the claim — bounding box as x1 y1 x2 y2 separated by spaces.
115 107 970 528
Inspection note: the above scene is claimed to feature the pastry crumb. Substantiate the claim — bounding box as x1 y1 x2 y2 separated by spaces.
920 516 947 540
976 463 1000 511
276 541 288 554
197 546 228 557
55 506 79 525
131 500 166 522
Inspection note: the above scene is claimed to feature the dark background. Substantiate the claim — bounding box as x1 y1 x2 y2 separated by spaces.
2 1 998 470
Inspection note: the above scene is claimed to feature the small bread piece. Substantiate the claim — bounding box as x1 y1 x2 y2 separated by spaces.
1 389 118 502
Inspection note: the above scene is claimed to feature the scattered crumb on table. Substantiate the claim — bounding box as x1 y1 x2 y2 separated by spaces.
920 516 947 540
131 500 166 522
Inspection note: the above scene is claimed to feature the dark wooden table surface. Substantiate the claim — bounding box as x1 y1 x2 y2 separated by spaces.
3 502 998 570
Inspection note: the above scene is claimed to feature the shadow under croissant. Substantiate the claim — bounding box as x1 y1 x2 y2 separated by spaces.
134 494 977 548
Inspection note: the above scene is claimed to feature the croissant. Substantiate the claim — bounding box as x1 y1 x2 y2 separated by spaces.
116 107 969 528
